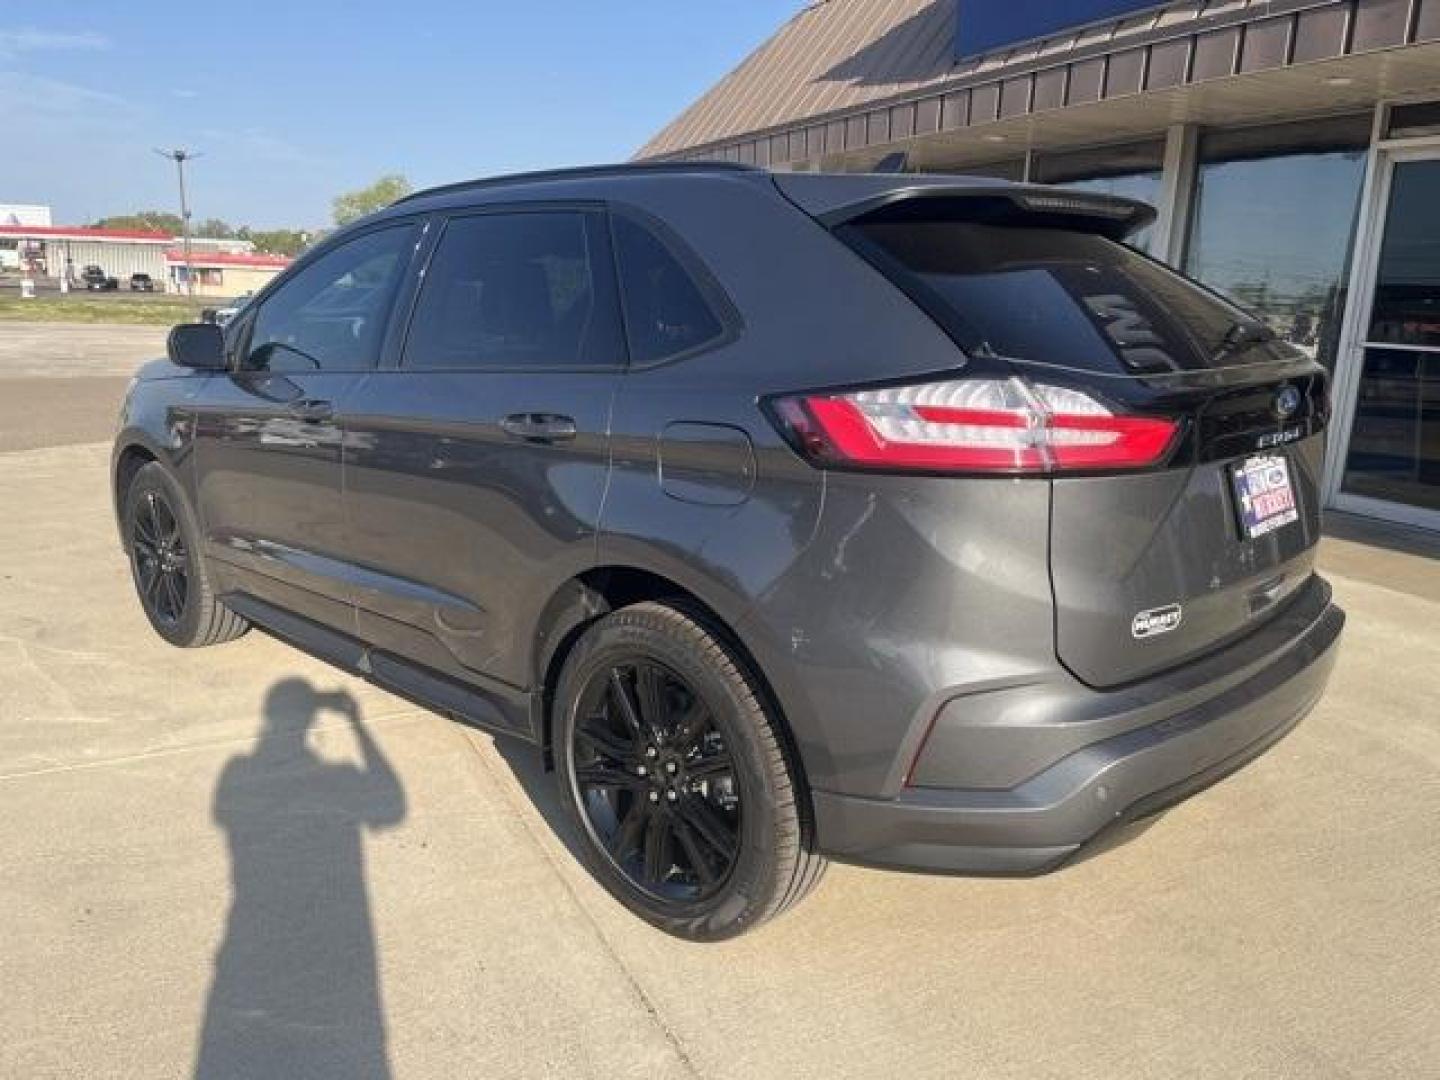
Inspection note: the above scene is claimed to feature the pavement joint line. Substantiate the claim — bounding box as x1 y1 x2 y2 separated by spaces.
457 724 707 1080
0 708 433 783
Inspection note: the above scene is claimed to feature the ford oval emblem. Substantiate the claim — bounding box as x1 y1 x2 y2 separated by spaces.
1274 386 1302 421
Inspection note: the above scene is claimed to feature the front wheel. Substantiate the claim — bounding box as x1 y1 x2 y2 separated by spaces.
553 601 826 940
123 462 248 648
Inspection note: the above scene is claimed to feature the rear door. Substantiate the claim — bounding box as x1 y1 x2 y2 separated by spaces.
842 203 1328 688
192 223 419 631
338 205 624 693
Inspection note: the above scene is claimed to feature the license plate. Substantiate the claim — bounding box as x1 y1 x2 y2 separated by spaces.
1230 454 1299 539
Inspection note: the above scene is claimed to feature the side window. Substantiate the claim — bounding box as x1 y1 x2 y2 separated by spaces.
247 225 416 373
612 214 725 365
401 211 623 370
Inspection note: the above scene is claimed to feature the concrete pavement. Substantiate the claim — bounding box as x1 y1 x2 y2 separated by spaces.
0 335 1438 1077
0 321 168 379
0 322 166 452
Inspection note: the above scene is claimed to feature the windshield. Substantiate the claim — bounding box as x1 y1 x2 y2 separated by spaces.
848 219 1300 377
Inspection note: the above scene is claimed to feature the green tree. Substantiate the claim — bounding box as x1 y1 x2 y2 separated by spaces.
332 174 411 226
196 217 235 239
92 210 184 234
242 228 312 257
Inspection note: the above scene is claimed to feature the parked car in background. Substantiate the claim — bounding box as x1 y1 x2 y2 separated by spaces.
201 292 255 327
81 265 118 291
129 273 156 292
214 292 254 326
111 163 1344 940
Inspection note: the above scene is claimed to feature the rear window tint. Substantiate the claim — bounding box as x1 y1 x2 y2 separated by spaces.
403 211 623 370
850 220 1294 376
613 215 724 365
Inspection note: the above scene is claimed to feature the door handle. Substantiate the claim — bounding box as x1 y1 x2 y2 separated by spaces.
286 398 334 422
500 413 578 443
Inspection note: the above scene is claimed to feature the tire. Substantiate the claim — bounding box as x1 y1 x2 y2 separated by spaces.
553 601 826 940
123 462 248 648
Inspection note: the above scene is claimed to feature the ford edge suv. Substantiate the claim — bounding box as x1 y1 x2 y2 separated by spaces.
112 163 1344 940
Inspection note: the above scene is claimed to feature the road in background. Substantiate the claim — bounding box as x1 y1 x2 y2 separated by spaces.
0 322 165 452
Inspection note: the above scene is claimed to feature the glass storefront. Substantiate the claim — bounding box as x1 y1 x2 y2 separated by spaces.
1342 158 1440 514
921 109 1440 527
1185 117 1370 372
1032 141 1164 254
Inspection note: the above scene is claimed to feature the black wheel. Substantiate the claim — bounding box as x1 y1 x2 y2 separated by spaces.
123 463 248 648
554 601 826 940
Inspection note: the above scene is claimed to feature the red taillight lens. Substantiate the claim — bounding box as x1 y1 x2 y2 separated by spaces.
770 378 1178 474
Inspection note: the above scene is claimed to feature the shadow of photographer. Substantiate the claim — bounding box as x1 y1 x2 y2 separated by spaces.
195 678 405 1080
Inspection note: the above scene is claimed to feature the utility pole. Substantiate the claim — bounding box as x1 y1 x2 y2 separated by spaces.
154 148 200 298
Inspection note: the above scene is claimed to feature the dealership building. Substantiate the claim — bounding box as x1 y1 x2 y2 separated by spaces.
640 0 1440 531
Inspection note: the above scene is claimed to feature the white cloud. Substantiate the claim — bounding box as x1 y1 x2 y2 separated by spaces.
173 88 200 99
0 28 111 58
197 126 321 168
0 70 132 120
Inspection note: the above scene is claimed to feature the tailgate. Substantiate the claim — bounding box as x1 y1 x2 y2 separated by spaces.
1050 428 1325 688
814 180 1334 687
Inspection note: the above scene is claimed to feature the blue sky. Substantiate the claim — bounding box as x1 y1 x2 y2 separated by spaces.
1 2 799 229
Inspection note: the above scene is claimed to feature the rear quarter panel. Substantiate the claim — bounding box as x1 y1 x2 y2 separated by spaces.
598 176 1050 795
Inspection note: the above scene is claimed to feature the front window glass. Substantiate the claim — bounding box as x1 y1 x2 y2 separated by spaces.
1185 118 1368 371
248 225 415 373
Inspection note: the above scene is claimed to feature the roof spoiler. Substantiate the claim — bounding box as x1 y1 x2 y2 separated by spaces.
774 176 1156 242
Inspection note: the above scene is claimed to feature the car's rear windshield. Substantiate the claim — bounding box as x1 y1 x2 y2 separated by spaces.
847 218 1293 377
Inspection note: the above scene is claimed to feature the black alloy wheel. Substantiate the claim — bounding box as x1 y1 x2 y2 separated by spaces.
554 601 826 940
131 489 189 628
570 659 741 902
123 462 249 648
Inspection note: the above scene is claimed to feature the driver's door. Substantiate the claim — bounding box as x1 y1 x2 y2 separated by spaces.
192 222 421 632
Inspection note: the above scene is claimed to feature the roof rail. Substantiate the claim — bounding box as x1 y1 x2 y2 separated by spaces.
392 161 763 207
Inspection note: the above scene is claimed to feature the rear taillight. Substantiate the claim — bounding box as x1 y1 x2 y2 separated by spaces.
769 378 1178 474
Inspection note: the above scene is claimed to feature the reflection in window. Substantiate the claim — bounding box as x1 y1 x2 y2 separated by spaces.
1033 141 1165 254
1342 349 1440 512
954 159 1026 182
613 216 724 365
1057 172 1162 254
402 212 623 370
1185 119 1368 371
249 226 415 372
849 220 1295 378
1343 158 1440 515
1367 160 1440 348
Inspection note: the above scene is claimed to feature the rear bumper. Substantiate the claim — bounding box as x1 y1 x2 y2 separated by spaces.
812 582 1344 874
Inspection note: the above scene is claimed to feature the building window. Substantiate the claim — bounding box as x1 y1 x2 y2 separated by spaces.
956 159 1026 182
174 265 225 286
1184 115 1370 371
1341 158 1440 514
1032 140 1165 254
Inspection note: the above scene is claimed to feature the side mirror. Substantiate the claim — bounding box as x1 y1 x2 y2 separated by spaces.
168 322 227 370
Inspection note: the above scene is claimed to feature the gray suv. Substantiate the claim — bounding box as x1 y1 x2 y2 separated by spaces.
112 164 1344 940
